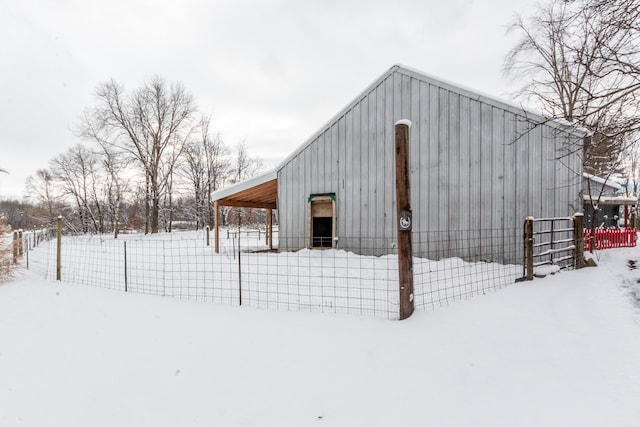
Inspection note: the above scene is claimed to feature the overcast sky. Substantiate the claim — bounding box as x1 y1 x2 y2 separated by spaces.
0 0 536 199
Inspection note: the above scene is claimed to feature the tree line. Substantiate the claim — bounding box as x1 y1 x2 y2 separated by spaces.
5 0 640 236
13 76 262 236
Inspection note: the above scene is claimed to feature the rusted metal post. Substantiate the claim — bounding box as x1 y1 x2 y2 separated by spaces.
395 120 414 320
524 217 534 280
573 213 584 269
56 216 62 281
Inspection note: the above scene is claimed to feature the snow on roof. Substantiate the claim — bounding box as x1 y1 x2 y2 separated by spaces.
583 173 622 190
219 65 591 199
277 64 589 172
210 169 277 202
583 194 637 204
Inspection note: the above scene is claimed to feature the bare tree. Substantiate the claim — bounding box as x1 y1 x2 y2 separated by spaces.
79 76 197 233
226 141 263 227
50 144 104 233
99 144 128 238
180 114 231 229
25 169 57 226
504 0 640 175
231 141 262 184
505 0 640 249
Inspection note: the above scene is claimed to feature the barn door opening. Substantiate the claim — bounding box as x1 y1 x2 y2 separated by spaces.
307 194 336 249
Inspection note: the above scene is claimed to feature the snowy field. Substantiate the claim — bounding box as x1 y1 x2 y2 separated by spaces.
24 229 521 319
1 246 639 426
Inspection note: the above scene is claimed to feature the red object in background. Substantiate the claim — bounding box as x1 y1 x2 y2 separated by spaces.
584 227 637 251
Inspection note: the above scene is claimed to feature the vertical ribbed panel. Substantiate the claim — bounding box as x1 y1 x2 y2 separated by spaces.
277 67 583 262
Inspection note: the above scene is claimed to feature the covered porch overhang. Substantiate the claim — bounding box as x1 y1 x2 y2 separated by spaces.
211 170 277 252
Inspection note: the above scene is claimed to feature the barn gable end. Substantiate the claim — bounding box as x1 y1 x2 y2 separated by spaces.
276 65 584 262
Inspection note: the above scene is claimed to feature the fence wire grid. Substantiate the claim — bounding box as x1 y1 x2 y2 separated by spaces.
22 228 523 320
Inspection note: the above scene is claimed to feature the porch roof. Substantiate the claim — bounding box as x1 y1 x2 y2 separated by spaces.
211 170 277 210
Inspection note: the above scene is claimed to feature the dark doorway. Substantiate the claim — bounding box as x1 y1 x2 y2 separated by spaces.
312 217 333 247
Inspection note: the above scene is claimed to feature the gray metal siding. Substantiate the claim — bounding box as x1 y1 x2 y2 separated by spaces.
277 68 583 262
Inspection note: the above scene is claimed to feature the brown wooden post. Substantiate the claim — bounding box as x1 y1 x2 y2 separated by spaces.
395 120 414 320
206 226 210 247
214 200 220 253
56 216 62 281
524 217 534 280
573 213 585 269
18 230 23 256
12 231 18 264
266 208 273 250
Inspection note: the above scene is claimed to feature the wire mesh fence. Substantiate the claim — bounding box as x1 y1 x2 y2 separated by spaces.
20 227 523 320
412 229 522 311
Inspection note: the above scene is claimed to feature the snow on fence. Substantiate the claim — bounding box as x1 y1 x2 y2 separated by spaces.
21 228 522 320
522 216 580 280
584 227 637 251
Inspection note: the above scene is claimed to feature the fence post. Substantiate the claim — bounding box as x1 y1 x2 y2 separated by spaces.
573 213 584 269
33 225 37 248
124 241 128 292
56 216 62 281
524 217 534 281
266 208 273 249
206 226 210 247
395 120 414 320
12 231 18 264
18 230 24 256
238 236 242 306
214 201 220 253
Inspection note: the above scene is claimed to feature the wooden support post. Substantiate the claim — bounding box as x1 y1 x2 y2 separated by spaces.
266 208 273 250
56 216 62 281
12 231 18 264
214 201 220 253
395 120 414 320
18 230 23 256
524 217 534 281
573 213 585 269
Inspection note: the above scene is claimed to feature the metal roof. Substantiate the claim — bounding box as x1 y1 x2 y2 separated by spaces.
210 64 590 210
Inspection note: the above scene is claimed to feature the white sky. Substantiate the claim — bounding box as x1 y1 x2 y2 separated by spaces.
0 0 536 199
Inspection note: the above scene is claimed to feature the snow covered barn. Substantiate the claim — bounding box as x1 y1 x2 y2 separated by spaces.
212 65 586 263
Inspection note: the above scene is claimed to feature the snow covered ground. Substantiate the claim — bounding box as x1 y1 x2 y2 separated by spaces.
1 246 639 426
25 230 521 319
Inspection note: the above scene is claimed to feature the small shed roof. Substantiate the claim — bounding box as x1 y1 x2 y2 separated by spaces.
211 170 277 209
583 173 622 191
583 194 637 205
